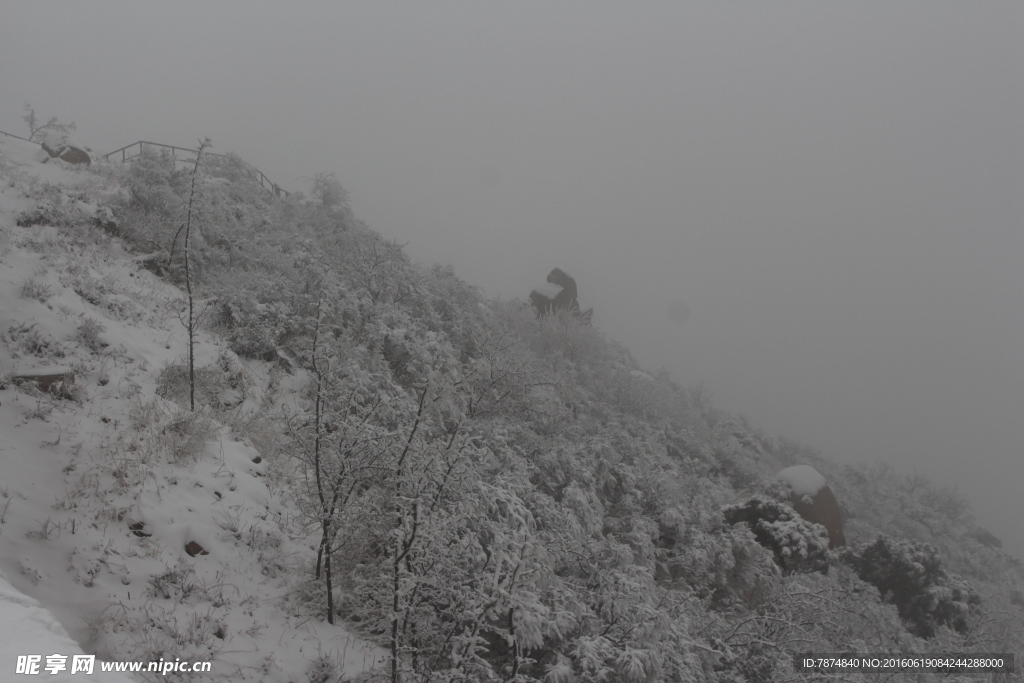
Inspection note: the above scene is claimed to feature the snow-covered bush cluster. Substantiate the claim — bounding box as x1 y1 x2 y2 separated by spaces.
846 535 981 638
1 134 1021 682
722 496 832 575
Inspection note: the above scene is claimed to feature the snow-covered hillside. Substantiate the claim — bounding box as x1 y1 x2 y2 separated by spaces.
0 138 385 681
1 134 1021 683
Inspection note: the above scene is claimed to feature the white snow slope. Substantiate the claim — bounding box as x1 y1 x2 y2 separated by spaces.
0 137 385 682
0 567 136 682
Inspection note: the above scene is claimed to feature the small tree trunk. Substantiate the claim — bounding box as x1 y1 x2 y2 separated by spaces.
182 139 210 412
391 387 429 683
325 535 334 625
391 540 402 683
409 619 419 675
307 283 330 583
316 522 327 580
508 607 520 680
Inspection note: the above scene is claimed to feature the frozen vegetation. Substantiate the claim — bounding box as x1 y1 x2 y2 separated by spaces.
0 135 1021 682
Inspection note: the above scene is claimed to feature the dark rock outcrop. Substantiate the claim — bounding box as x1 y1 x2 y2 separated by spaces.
777 465 846 548
185 541 209 557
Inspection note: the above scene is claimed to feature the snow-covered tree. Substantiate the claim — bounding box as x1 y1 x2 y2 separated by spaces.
846 535 981 638
723 496 832 575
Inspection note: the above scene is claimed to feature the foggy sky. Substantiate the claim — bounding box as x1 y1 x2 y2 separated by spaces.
3 2 1022 555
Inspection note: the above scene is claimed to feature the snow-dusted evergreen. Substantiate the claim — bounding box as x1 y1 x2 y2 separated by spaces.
0 135 1021 682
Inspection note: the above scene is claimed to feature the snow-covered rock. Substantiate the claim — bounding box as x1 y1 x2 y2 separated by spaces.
777 464 827 498
39 131 92 165
777 465 846 548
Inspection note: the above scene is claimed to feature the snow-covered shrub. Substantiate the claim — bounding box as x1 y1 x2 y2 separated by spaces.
5 321 66 359
59 262 140 321
125 400 217 465
76 316 106 353
845 535 980 638
214 282 316 367
161 408 218 464
723 496 832 574
707 422 769 491
20 277 53 301
217 303 281 362
655 486 780 609
111 148 187 250
971 526 1002 549
307 652 340 683
115 147 271 287
306 171 353 232
156 358 246 411
147 561 200 602
93 601 222 680
16 182 81 228
589 363 679 423
522 306 605 369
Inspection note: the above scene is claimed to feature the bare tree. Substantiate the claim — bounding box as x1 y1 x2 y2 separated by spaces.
177 139 212 411
22 103 76 142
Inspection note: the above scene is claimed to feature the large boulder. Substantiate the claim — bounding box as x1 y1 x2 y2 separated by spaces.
777 465 846 548
39 131 92 165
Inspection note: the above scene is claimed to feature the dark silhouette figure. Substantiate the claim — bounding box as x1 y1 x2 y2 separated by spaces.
530 268 593 323
546 268 579 312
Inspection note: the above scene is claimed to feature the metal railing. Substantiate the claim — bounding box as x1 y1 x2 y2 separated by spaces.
104 140 198 163
103 140 290 197
0 129 39 144
2 130 289 198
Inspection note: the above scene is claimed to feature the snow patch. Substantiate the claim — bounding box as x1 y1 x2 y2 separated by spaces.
0 569 137 682
777 465 827 497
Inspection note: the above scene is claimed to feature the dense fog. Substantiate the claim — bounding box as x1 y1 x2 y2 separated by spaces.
2 1 1021 555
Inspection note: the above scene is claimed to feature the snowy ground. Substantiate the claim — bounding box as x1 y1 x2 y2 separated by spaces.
0 138 385 681
0 567 136 682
